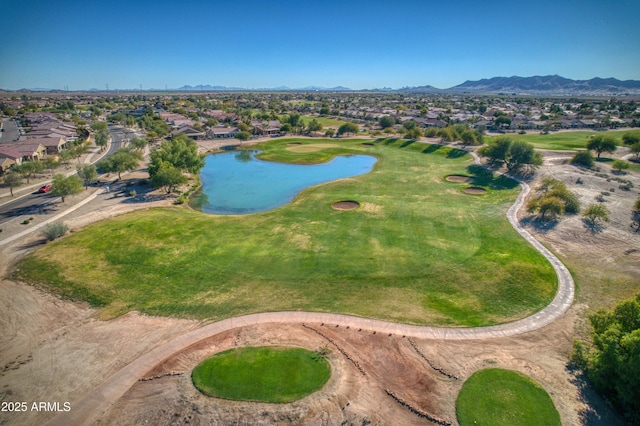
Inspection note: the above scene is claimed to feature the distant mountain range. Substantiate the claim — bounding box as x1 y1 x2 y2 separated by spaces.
445 75 640 95
8 76 640 95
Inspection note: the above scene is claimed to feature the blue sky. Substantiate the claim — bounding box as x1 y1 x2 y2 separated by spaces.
1 0 639 90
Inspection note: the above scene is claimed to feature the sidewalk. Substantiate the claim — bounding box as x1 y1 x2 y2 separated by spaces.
0 133 117 205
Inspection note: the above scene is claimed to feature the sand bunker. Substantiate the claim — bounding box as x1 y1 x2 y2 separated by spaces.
463 187 487 195
331 200 360 210
445 175 471 183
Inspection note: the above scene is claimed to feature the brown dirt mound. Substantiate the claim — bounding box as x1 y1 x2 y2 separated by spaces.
445 175 471 183
331 200 360 210
463 187 487 195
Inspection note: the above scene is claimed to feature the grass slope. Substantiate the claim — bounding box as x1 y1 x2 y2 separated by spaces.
192 347 330 403
456 368 561 426
14 138 556 326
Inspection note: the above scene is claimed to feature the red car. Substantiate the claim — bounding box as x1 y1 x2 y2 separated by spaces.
38 184 52 193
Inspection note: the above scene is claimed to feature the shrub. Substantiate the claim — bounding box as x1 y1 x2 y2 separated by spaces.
41 222 69 241
527 177 580 219
570 151 595 167
612 159 630 173
583 204 610 225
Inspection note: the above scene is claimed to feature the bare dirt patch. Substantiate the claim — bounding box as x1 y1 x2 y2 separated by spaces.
331 200 360 210
463 187 487 194
445 174 471 183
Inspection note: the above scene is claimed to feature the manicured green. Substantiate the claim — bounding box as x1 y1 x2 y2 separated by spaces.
487 129 640 151
456 368 561 426
14 138 556 325
191 347 330 403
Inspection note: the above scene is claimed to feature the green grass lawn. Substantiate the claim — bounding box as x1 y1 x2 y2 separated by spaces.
14 138 556 326
300 115 349 128
456 368 561 426
192 346 330 403
487 129 640 151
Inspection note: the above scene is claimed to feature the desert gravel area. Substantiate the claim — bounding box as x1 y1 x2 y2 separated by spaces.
1 146 638 425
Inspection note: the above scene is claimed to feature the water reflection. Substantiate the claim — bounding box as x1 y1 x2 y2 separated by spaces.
193 150 376 215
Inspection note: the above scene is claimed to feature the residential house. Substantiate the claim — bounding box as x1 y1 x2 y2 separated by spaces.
22 137 68 155
0 146 24 173
171 125 206 139
7 142 47 161
207 126 239 139
251 120 281 136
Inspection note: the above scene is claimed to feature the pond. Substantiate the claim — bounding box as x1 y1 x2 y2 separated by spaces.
191 150 377 214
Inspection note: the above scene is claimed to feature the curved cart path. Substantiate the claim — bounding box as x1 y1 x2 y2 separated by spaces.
47 151 574 426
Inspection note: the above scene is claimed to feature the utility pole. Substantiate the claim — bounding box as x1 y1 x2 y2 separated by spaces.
106 83 109 92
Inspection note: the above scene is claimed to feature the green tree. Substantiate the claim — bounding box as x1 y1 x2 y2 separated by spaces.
96 149 142 180
14 161 44 183
402 120 417 131
436 127 455 142
307 119 323 135
3 172 23 196
527 195 565 220
148 134 204 177
337 122 359 137
586 135 617 158
570 151 595 167
404 127 423 140
51 174 83 202
42 157 60 174
280 123 292 133
129 136 148 152
90 121 108 132
478 136 512 166
379 116 395 129
287 113 301 128
612 159 630 173
494 115 512 129
324 128 335 138
572 294 640 421
150 163 187 193
506 140 542 172
235 131 251 141
527 177 580 219
76 164 97 188
622 132 640 146
460 130 478 146
58 149 75 168
70 143 90 163
583 204 610 225
95 128 110 152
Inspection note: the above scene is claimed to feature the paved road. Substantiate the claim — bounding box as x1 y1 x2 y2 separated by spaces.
0 118 21 143
46 149 575 426
0 126 125 226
